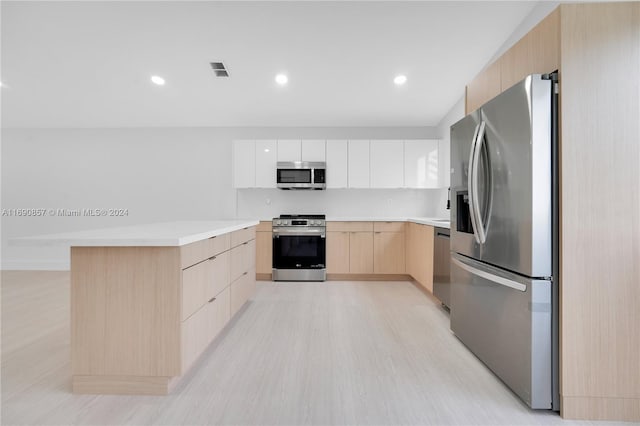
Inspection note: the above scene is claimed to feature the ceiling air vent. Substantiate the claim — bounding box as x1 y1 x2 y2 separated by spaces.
210 62 229 77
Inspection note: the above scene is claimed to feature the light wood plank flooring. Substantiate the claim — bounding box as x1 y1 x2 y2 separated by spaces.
1 271 620 425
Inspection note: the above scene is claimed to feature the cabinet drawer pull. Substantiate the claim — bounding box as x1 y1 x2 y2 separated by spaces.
208 255 217 261
209 236 216 239
375 231 382 234
208 297 216 303
243 271 248 276
243 242 249 246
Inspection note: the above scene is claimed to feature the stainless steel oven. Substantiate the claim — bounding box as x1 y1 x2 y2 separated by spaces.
272 214 326 281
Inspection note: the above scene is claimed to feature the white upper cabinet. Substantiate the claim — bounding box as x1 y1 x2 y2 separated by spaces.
233 140 256 188
370 140 404 188
301 140 326 162
235 138 446 189
348 140 370 188
255 140 277 188
404 139 440 188
325 140 348 188
438 139 450 188
277 140 301 162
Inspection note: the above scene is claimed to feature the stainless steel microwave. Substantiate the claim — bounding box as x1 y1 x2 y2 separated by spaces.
276 161 326 190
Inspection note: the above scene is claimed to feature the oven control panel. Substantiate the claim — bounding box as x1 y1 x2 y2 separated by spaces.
272 218 326 227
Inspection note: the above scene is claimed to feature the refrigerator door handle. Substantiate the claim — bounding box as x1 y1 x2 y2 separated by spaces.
467 123 481 244
452 255 527 292
471 120 487 244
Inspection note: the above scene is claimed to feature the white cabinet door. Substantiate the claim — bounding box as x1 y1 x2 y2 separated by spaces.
255 140 277 188
325 140 348 188
370 140 404 188
348 140 370 188
233 140 255 188
301 140 326 162
438 139 450 188
277 140 301 162
404 139 439 188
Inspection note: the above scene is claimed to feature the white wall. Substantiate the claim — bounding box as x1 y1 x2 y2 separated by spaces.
2 126 444 269
487 1 560 66
237 188 445 220
433 96 466 220
2 127 238 269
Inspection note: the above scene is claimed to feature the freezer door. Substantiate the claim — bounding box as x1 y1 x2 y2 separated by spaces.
450 111 481 253
450 253 552 409
451 75 552 278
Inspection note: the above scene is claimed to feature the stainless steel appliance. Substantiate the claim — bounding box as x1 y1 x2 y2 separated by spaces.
272 214 326 281
450 73 559 410
433 227 451 309
276 162 326 190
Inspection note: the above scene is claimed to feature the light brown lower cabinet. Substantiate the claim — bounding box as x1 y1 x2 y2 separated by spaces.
405 222 434 292
349 232 374 273
326 231 350 273
231 268 256 316
181 285 230 372
71 226 257 396
373 222 406 274
255 221 272 279
326 221 407 277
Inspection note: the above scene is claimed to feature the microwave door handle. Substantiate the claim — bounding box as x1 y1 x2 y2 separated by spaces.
471 120 487 244
467 123 481 244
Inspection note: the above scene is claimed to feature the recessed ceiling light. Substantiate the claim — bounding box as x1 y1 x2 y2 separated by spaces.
264 148 270 153
275 74 288 85
150 75 166 86
394 75 407 86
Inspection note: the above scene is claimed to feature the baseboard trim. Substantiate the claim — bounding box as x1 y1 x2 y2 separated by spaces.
256 273 272 281
73 375 176 395
561 396 640 421
327 274 412 281
1 259 70 271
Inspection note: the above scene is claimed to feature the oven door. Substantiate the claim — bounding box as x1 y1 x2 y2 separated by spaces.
272 229 326 269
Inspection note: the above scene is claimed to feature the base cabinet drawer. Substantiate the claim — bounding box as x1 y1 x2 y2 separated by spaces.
210 285 230 340
230 239 256 281
181 285 231 373
208 251 230 300
231 268 256 317
181 301 211 372
182 259 213 321
231 227 256 247
181 234 230 269
182 251 231 321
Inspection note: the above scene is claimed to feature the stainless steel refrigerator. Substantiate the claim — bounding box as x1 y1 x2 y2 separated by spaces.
450 73 559 410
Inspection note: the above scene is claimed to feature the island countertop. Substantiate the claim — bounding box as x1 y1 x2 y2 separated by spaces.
12 220 260 247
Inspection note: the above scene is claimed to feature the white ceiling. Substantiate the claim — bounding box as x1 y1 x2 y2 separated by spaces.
1 1 538 128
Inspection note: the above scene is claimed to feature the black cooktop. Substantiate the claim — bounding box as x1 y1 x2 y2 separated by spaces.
278 214 326 219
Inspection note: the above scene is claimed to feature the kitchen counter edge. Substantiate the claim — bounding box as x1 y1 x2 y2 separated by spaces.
11 220 260 247
259 217 450 229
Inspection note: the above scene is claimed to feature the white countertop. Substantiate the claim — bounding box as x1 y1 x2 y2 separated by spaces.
12 220 260 247
260 216 451 229
325 217 450 229
406 217 451 229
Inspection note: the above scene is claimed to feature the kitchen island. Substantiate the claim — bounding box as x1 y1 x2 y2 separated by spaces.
16 220 259 395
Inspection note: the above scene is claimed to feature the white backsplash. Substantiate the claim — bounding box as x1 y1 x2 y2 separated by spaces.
236 188 450 220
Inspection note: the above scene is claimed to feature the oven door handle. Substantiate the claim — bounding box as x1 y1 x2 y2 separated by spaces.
273 229 326 237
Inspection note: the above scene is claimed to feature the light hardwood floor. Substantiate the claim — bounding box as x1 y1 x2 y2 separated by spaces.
1 271 620 425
